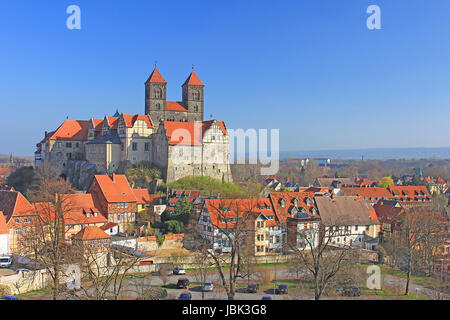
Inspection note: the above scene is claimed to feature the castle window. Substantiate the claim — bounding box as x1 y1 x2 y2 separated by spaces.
145 143 149 151
156 103 161 110
194 106 198 112
132 143 138 151
155 88 162 99
193 91 200 101
66 142 72 148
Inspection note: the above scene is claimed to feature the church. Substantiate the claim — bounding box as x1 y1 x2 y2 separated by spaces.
35 68 233 184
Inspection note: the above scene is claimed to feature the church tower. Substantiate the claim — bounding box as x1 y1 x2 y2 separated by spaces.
182 71 204 122
145 67 167 123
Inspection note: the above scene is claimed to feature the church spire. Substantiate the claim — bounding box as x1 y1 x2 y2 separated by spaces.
183 70 204 87
145 67 167 84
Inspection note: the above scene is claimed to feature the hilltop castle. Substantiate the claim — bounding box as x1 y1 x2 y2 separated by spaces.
35 68 232 184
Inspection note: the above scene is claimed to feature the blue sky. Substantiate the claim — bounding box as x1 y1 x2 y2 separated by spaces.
1 0 450 156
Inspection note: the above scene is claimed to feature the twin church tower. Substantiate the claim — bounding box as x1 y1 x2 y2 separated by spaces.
145 67 205 124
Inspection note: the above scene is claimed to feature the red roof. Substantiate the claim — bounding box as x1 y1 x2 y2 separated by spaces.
146 67 167 84
373 202 404 224
122 114 153 129
60 194 107 225
163 121 203 146
91 174 137 203
202 120 228 136
0 212 8 234
341 187 393 201
100 222 118 231
162 120 228 146
269 192 319 223
166 101 188 112
91 118 104 131
48 120 90 141
73 226 111 240
105 117 120 130
132 189 151 204
204 198 277 228
183 71 204 86
387 186 432 202
0 190 36 222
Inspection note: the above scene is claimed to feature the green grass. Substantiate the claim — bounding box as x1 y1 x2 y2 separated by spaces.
17 286 52 299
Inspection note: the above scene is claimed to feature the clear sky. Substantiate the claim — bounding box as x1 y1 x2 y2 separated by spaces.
1 0 450 156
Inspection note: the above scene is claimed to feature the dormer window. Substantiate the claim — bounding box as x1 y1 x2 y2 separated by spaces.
280 199 286 208
293 198 299 206
290 207 298 215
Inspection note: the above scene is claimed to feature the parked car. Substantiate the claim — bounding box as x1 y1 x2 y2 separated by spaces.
16 268 30 275
335 286 346 296
202 282 214 292
261 296 272 300
276 284 288 295
348 286 361 297
177 292 192 300
1 296 19 300
0 256 12 268
173 267 186 275
247 283 259 293
176 278 190 289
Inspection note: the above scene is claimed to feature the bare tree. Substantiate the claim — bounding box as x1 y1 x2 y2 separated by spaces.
21 178 76 300
287 222 355 300
192 199 257 300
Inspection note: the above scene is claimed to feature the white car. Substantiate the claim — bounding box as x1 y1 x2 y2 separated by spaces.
173 267 186 275
0 256 12 268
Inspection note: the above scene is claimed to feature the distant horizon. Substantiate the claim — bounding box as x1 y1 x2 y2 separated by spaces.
6 146 450 160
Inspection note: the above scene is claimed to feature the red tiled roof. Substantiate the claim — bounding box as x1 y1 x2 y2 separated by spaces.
204 198 277 228
48 120 90 141
166 101 188 112
183 71 204 86
146 67 167 84
100 222 118 231
163 121 203 146
91 174 137 203
132 189 151 204
122 114 153 129
73 226 111 240
0 212 8 234
269 192 319 223
387 186 432 202
105 117 120 130
373 202 404 224
60 194 108 225
162 120 228 146
202 120 228 136
0 190 36 222
91 118 104 131
341 187 393 202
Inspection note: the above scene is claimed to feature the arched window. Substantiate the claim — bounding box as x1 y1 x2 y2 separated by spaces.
193 91 200 101
155 87 162 99
194 106 199 112
156 103 160 110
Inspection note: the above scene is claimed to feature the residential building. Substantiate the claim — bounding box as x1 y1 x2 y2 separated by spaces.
340 187 394 205
88 174 137 232
373 200 405 242
0 212 9 255
315 196 381 249
0 189 38 253
269 192 321 252
73 226 111 253
198 198 280 256
387 186 433 208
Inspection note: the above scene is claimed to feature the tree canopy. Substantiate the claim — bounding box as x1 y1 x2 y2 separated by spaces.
168 176 246 198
